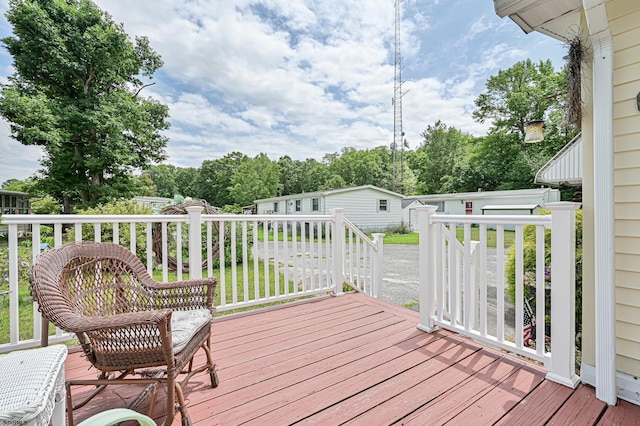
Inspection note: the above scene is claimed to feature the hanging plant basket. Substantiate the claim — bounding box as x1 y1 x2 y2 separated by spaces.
152 199 221 272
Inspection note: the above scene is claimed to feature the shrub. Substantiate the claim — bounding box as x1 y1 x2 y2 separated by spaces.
68 200 154 261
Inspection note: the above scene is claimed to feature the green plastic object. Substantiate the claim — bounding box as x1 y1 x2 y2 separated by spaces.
77 408 156 426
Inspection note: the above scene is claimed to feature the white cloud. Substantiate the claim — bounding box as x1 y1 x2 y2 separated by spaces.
0 0 569 184
0 120 43 184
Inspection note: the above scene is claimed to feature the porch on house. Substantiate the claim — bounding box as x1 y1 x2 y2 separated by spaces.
65 292 640 425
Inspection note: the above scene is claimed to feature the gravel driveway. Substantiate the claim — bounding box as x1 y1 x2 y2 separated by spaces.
381 244 516 340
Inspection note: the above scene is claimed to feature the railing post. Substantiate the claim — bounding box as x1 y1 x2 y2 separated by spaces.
372 233 385 298
546 201 581 388
186 206 204 279
417 205 438 333
331 208 345 296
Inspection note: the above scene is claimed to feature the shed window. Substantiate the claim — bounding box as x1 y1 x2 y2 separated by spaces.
295 200 301 212
312 198 320 211
378 199 388 212
273 202 278 213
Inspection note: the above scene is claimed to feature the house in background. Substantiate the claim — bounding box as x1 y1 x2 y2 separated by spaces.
254 185 404 232
0 189 31 237
133 196 173 213
402 187 560 231
493 0 640 406
0 189 30 215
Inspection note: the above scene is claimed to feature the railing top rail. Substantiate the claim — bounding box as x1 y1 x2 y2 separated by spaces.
432 213 551 226
201 214 333 221
343 218 376 247
1 214 188 225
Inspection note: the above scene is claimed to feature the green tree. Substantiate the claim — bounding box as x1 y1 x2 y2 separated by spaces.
467 132 535 190
144 164 178 198
277 156 332 195
327 146 391 189
470 59 578 191
409 121 473 194
473 59 567 140
298 159 330 193
230 154 280 206
195 152 247 207
174 167 198 199
0 0 170 212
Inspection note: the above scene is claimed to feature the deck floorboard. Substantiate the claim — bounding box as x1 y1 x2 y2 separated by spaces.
63 292 640 425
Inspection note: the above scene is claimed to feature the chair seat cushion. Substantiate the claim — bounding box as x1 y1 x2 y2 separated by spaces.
171 309 212 353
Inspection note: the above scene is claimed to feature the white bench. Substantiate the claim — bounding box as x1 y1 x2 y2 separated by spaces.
0 345 68 426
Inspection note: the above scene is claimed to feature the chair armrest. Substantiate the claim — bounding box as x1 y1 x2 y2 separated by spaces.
64 309 172 334
146 277 217 314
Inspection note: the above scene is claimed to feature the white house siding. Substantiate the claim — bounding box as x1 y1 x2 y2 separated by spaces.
254 186 404 232
323 187 403 232
403 189 560 230
611 0 640 377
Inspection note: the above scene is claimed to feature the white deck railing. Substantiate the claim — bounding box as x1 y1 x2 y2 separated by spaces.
416 202 581 389
0 207 382 352
1 202 582 389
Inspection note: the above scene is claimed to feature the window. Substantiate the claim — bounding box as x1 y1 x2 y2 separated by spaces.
312 198 320 211
273 202 278 213
378 199 388 212
295 199 301 212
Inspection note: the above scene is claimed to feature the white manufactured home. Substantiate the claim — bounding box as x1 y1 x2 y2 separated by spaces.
402 187 560 231
254 185 404 232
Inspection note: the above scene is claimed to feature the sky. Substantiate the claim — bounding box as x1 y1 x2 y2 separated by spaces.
0 0 569 185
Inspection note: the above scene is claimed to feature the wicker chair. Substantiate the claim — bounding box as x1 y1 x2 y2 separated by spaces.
29 242 219 426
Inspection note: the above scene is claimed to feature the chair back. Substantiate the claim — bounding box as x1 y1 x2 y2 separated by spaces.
30 242 154 331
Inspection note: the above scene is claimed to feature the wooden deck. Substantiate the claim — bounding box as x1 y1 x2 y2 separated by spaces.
65 292 640 425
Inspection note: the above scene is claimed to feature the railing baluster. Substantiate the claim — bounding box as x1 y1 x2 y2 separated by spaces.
206 221 213 278
232 221 238 304
176 222 183 281
536 224 546 356
113 222 119 244
272 221 278 298
263 220 270 299
448 223 457 326
515 224 524 348
479 224 487 336
496 224 505 343
219 220 226 306
291 220 298 295
243 221 249 301
161 222 168 282
282 221 289 296
145 222 153 275
253 220 260 300
463 223 471 331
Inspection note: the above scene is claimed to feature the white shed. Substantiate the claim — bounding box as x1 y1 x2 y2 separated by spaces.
481 204 542 231
254 185 405 232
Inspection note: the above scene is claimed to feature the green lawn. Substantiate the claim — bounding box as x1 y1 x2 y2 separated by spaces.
383 228 515 248
0 252 302 345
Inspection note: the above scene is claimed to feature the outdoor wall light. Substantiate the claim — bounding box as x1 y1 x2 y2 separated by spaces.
524 120 544 143
636 91 640 111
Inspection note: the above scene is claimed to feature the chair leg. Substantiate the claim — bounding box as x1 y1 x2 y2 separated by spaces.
66 382 75 426
175 383 192 426
201 339 219 388
163 374 175 426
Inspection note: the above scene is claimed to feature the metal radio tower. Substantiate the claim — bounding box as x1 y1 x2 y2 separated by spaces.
391 0 408 193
